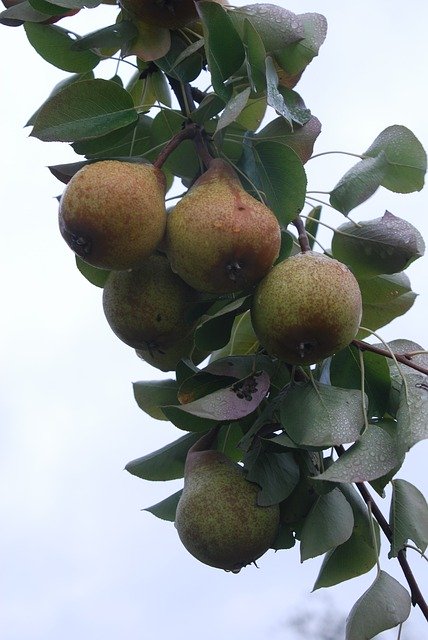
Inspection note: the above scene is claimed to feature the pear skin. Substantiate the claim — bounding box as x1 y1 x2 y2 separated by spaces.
166 159 281 294
251 252 362 365
59 160 167 270
175 429 280 572
102 254 199 350
135 331 208 372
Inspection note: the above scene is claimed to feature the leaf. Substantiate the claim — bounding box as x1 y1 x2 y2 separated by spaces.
396 371 428 454
70 21 138 52
304 206 322 249
315 425 400 483
127 21 171 62
265 58 311 127
1 1 52 24
274 12 328 75
125 433 201 481
245 447 300 506
24 22 100 73
230 4 304 51
255 115 322 164
27 71 94 127
204 354 275 381
195 296 252 352
280 381 365 447
155 31 203 83
48 160 87 184
144 490 182 522
389 478 428 557
364 125 427 193
197 1 245 101
75 256 110 288
148 109 199 180
332 211 425 277
239 139 307 225
357 272 417 338
300 489 354 561
133 379 178 421
209 311 259 360
330 345 391 419
216 87 251 133
313 483 380 589
243 18 267 93
330 125 427 213
73 115 152 159
164 370 270 423
31 78 138 142
345 571 411 640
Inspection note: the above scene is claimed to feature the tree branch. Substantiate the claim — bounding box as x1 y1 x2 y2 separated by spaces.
153 122 200 169
352 339 428 376
335 445 428 620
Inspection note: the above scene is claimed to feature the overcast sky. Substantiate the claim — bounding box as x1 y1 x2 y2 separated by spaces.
1 2 427 639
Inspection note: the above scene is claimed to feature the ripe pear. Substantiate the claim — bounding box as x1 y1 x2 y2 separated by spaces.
120 0 226 29
175 429 280 572
102 254 199 350
251 251 362 365
59 160 167 271
166 159 281 294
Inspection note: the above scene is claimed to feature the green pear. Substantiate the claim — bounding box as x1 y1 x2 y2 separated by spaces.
59 160 167 270
166 159 281 294
175 429 280 572
251 251 362 365
102 254 199 350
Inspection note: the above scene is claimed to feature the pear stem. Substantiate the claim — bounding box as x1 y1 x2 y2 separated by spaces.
153 122 200 169
292 216 311 253
193 129 215 169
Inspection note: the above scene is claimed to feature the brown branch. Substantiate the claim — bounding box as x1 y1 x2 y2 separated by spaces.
292 216 311 253
193 129 214 169
153 122 200 169
352 339 428 376
335 445 428 619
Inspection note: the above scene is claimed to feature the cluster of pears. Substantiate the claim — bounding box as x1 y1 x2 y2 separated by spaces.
58 156 283 371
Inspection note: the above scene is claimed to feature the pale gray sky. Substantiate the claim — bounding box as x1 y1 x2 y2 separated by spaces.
1 2 427 639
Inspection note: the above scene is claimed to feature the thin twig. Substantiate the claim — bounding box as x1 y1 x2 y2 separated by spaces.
352 339 428 376
153 122 200 169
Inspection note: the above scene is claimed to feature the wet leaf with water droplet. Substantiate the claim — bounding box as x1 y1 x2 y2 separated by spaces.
396 371 428 453
389 478 428 557
280 381 365 447
345 571 411 640
229 3 304 52
245 442 300 506
332 211 425 276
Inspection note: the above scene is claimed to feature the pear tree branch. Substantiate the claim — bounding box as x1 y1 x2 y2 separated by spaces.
153 122 200 169
352 339 428 376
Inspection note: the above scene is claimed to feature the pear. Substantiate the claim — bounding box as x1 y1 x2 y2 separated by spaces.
251 251 362 365
59 160 167 271
175 429 280 572
166 159 281 294
135 331 208 372
102 254 199 350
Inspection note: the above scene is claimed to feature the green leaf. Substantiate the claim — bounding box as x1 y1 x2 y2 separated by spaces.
389 478 428 557
1 1 51 24
396 371 428 454
128 21 171 62
197 1 245 101
24 23 100 73
369 418 404 497
243 18 266 93
245 447 300 506
216 87 251 134
255 115 321 164
210 310 259 360
144 490 182 521
164 371 270 423
230 4 304 52
364 125 427 193
265 58 311 127
300 489 354 561
73 115 152 159
155 31 203 83
313 483 380 589
280 381 365 448
330 345 391 419
274 12 328 75
29 0 75 16
239 139 307 225
315 425 400 483
345 571 411 640
133 379 178 421
31 78 138 142
125 432 201 481
204 354 275 381
75 256 110 288
41 0 100 7
332 211 425 277
330 125 427 213
148 109 199 180
27 71 94 127
195 296 251 352
357 272 417 338
48 160 87 184
70 21 137 52
304 206 321 249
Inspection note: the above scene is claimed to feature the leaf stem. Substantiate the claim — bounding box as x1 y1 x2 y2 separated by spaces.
309 150 363 161
335 444 428 619
352 339 428 376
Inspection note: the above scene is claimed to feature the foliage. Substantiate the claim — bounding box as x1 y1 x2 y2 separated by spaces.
2 0 428 637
